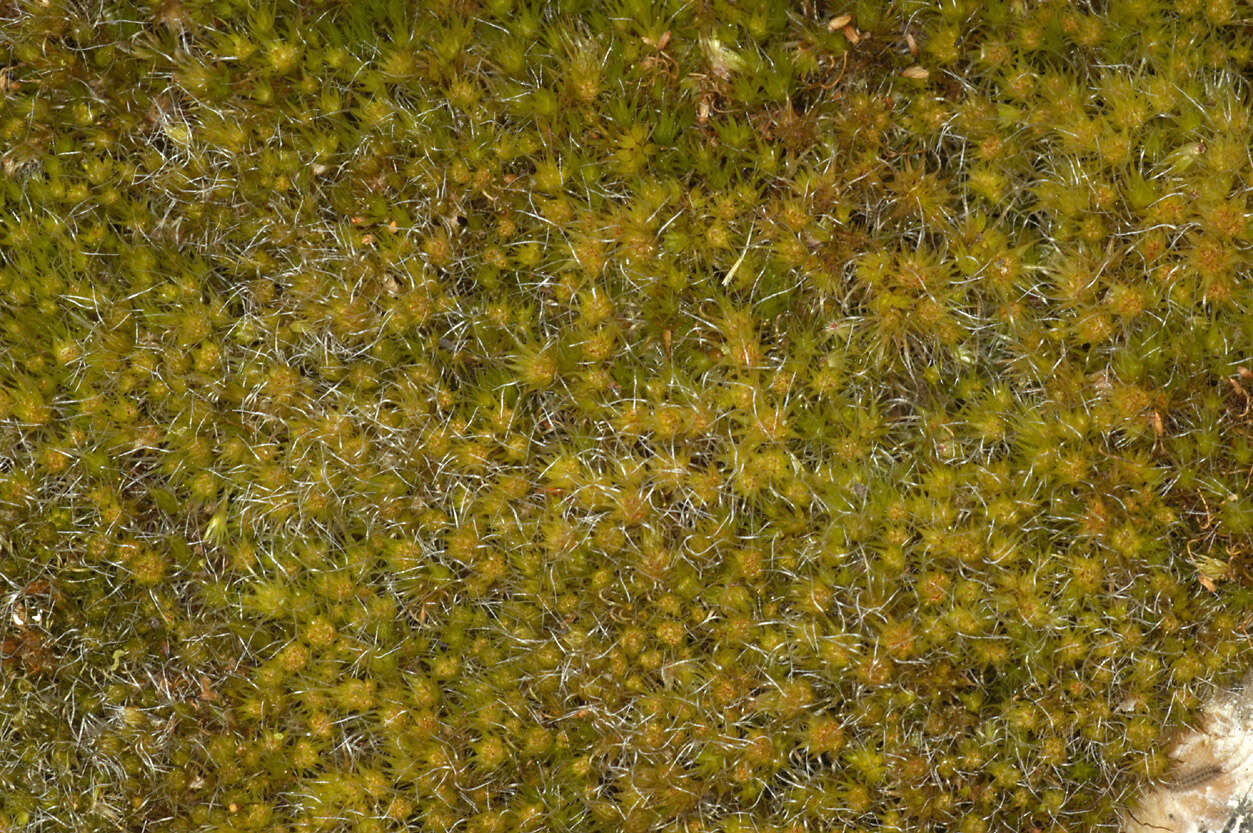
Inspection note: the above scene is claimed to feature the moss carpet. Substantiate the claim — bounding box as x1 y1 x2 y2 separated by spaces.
2 1 1253 831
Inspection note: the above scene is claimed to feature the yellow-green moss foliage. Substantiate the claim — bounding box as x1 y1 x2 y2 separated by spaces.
2 1 1253 831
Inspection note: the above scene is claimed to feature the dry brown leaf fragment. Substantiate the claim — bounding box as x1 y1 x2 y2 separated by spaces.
642 30 671 50
1229 375 1253 417
827 14 852 31
901 65 930 80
